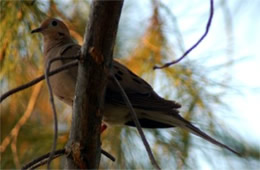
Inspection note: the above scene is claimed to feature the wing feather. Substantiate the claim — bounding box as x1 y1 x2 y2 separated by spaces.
106 60 181 111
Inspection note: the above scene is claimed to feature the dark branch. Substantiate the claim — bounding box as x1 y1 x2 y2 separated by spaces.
0 59 78 103
66 0 124 169
100 149 116 162
22 149 65 170
112 74 161 170
153 0 214 69
22 148 115 170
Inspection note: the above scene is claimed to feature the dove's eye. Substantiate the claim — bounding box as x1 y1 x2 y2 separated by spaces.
51 20 58 26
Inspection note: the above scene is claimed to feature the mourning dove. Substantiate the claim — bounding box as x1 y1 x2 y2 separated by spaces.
31 18 239 155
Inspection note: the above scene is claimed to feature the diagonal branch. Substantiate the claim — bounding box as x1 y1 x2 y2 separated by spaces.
111 74 161 170
22 149 65 170
153 0 214 69
0 59 78 103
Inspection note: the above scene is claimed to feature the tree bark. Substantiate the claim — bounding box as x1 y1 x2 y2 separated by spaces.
65 0 124 169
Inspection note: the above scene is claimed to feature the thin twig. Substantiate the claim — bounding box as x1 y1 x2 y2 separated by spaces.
112 74 161 170
153 0 214 69
22 149 65 170
22 148 115 170
0 60 78 103
44 57 79 169
100 149 116 162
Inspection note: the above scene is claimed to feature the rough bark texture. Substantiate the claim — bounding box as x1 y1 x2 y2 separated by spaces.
65 0 124 169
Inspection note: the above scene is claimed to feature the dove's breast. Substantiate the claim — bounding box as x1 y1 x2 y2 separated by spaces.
47 59 76 105
44 43 78 106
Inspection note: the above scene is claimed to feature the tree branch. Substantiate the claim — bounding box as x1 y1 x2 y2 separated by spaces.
22 149 65 170
65 0 124 169
0 59 78 103
153 0 214 69
22 148 115 170
112 74 161 169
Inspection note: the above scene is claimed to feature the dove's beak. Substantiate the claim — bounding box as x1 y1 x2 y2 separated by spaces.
31 27 43 34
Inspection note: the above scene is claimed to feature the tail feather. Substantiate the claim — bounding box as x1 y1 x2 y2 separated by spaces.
181 118 241 156
140 111 240 156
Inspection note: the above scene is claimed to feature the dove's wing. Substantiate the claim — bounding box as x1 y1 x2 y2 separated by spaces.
57 44 181 112
106 60 181 112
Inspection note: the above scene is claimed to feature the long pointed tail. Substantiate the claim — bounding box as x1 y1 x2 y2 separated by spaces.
176 115 241 156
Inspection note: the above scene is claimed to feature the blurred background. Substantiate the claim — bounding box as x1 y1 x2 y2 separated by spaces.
0 0 259 169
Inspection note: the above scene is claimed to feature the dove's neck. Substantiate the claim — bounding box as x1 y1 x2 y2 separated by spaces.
43 35 74 57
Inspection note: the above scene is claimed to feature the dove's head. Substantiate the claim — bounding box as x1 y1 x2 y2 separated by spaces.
31 18 70 38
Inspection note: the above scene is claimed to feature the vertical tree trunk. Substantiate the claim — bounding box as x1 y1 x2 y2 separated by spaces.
65 0 124 169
